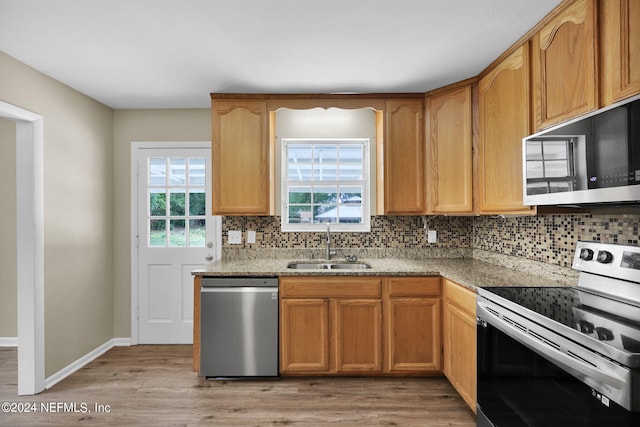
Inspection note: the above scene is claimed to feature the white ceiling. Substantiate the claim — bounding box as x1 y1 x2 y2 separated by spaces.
0 0 563 109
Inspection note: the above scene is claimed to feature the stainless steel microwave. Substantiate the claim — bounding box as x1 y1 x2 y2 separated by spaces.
523 94 640 206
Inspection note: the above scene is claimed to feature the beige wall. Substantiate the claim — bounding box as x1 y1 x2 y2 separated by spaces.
0 51 114 376
0 117 17 338
112 109 210 337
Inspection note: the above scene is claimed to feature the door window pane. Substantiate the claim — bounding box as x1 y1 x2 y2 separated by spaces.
189 191 206 216
189 219 206 247
149 219 166 247
188 158 205 185
146 156 208 247
169 191 185 216
149 191 166 216
169 158 186 185
169 219 186 247
149 158 166 186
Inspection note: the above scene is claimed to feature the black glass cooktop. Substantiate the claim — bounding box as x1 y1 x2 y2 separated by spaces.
482 287 580 328
481 286 640 355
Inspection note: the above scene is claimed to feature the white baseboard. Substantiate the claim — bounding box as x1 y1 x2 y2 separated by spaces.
45 337 132 389
0 337 18 347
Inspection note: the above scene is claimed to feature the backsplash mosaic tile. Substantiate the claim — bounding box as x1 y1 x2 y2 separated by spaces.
473 213 640 268
221 215 473 259
221 212 640 270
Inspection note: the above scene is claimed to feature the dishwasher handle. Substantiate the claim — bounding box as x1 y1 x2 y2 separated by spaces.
201 277 278 288
201 286 278 295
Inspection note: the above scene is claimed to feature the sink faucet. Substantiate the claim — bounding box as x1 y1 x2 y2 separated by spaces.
326 223 336 260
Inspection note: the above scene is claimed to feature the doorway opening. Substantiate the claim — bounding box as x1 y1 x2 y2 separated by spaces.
0 100 45 395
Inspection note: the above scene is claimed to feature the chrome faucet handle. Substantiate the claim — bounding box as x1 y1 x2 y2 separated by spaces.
345 255 358 263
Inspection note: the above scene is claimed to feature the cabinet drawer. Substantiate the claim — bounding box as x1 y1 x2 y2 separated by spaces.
443 279 476 315
387 277 441 297
280 276 382 298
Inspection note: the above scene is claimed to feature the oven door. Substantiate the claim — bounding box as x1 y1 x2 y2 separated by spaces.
477 308 639 426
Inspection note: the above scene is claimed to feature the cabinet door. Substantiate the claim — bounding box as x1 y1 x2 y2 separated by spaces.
386 297 441 372
333 299 382 373
443 279 476 413
212 100 271 215
532 0 598 130
600 0 640 105
477 44 536 215
280 298 330 373
426 86 473 213
383 99 425 214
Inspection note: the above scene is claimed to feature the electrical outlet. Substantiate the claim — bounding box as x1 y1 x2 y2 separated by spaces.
228 230 242 244
247 230 256 244
427 230 437 243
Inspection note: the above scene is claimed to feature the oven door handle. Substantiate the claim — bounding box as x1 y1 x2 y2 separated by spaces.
477 302 627 390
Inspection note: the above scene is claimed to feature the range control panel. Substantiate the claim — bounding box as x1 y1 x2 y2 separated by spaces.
573 241 640 282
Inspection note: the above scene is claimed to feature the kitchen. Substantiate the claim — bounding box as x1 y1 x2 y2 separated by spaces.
1 0 640 425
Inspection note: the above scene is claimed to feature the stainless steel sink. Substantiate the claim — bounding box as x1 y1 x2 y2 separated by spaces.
286 261 371 270
286 262 330 270
328 263 371 270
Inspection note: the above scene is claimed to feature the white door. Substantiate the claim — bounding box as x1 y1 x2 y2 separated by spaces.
137 148 218 344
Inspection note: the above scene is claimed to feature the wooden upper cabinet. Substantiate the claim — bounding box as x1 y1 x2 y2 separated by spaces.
477 44 536 215
532 0 598 130
425 85 473 214
383 98 425 214
211 100 271 215
600 0 640 105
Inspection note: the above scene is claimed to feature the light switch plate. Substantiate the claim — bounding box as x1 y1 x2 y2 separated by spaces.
427 230 437 243
228 230 242 244
247 230 256 244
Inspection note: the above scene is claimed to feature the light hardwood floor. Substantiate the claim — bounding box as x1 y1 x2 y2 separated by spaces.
0 345 475 426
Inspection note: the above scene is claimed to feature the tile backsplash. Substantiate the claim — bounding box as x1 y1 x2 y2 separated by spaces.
221 212 640 267
473 212 640 267
222 215 473 259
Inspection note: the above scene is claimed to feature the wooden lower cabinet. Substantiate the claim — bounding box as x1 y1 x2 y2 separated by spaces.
443 278 477 413
279 276 441 376
384 277 441 373
280 298 330 373
279 276 383 375
334 299 383 372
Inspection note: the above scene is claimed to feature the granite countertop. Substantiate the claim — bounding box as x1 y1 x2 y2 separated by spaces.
192 257 575 292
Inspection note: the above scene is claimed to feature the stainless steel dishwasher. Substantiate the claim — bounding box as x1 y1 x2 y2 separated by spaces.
200 277 279 378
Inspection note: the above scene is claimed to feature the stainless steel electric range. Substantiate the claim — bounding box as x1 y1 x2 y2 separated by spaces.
477 241 640 426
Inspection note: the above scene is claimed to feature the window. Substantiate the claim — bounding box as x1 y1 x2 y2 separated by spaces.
525 138 577 195
282 138 370 232
147 156 207 246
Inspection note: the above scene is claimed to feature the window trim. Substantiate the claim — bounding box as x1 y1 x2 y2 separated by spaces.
281 138 370 232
